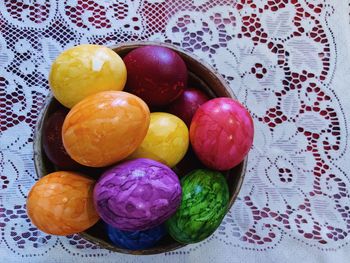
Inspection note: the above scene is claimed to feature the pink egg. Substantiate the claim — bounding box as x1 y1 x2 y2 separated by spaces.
190 98 254 171
167 88 210 127
123 46 187 107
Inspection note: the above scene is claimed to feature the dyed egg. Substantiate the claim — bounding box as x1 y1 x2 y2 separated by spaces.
107 224 166 250
166 169 229 244
49 44 127 108
190 98 254 171
26 171 99 236
172 146 203 178
167 88 210 127
62 91 150 167
42 108 81 170
123 46 187 107
130 112 189 168
93 158 181 231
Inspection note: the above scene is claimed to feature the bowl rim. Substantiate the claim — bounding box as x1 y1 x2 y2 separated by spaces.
33 40 248 255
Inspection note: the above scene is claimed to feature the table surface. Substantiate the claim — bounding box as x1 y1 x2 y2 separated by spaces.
1 0 350 262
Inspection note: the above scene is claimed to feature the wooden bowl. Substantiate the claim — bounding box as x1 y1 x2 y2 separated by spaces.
33 41 247 255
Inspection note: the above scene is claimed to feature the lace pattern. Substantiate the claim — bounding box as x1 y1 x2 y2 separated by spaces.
0 0 349 260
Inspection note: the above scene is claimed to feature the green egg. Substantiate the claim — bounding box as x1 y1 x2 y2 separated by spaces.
166 169 229 244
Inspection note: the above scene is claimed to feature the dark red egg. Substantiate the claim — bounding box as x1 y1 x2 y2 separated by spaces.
123 46 187 107
42 108 81 170
167 88 210 127
190 98 254 171
79 166 108 180
172 146 203 178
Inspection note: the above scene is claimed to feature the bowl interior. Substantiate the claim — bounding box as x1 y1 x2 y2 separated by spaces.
33 41 247 255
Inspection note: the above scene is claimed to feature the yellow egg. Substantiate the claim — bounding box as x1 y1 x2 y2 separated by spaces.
49 44 127 108
130 112 189 167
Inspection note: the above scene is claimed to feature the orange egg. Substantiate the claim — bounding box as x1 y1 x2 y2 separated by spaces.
26 171 99 236
62 91 150 167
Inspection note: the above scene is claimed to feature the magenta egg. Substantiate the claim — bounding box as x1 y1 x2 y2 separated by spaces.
42 108 81 170
167 88 210 127
190 98 254 171
93 158 182 231
123 46 187 107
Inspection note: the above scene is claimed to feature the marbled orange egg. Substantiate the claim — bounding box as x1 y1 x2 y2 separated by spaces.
26 171 99 236
62 91 150 167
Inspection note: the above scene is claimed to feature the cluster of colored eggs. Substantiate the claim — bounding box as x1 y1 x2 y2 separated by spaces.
26 44 254 250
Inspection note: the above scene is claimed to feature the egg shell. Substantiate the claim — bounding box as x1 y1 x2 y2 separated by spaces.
26 171 99 236
129 112 189 168
93 158 182 231
123 46 187 107
166 169 229 244
42 108 82 170
62 91 150 167
49 44 127 108
190 98 254 171
107 223 166 250
167 88 210 127
172 146 203 178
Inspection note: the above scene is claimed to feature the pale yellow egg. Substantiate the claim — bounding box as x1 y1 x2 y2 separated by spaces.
130 112 189 167
49 44 127 108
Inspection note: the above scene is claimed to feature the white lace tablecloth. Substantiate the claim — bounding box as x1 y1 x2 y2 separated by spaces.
1 0 350 262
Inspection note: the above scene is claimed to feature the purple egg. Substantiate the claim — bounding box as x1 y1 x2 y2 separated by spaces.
93 158 182 231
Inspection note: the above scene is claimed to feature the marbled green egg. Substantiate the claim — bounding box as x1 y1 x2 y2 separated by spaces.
166 169 229 244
